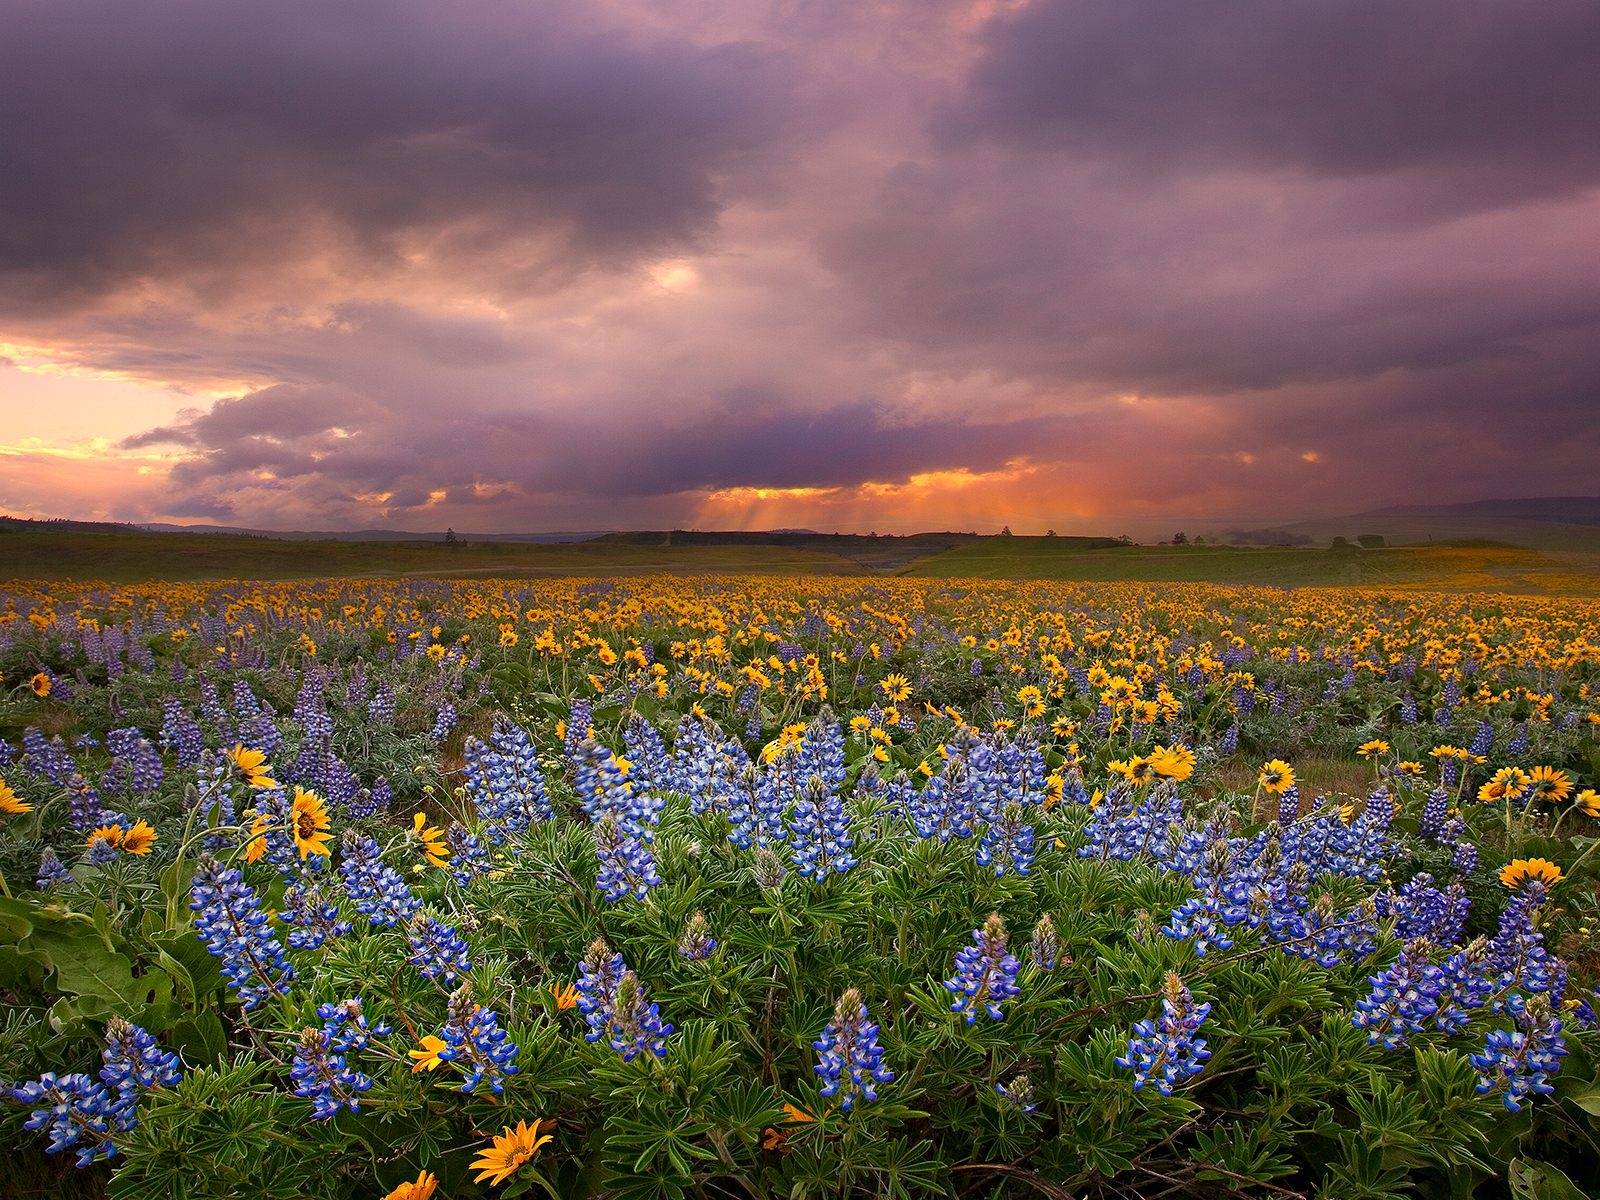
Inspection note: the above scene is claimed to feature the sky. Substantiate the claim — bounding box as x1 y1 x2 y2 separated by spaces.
2 0 1597 537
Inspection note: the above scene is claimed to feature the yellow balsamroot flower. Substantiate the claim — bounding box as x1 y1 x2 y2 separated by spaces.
880 673 912 703
1478 767 1529 804
1499 858 1564 890
86 824 125 850
1576 789 1600 818
226 743 277 789
290 787 333 859
0 777 33 816
471 1119 554 1187
1525 765 1574 803
1356 739 1389 759
408 1035 448 1073
120 820 157 855
1016 685 1045 719
30 672 51 697
381 1171 437 1200
1148 743 1196 783
1258 759 1296 795
412 812 450 868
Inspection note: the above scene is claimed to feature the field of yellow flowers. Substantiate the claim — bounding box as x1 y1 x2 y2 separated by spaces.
1 575 1598 1199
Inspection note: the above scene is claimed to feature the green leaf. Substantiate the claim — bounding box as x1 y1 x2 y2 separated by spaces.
1561 1082 1600 1119
1508 1157 1589 1200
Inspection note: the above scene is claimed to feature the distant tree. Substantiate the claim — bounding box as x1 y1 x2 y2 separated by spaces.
1192 535 1206 545
1356 534 1387 548
444 527 458 545
1045 529 1057 538
1331 536 1352 548
999 525 1013 537
1115 534 1134 545
1173 531 1188 545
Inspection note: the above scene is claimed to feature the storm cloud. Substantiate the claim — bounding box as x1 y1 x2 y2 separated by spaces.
2 0 1597 534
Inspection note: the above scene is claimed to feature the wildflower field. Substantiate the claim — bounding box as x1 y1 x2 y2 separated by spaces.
2 574 1599 1199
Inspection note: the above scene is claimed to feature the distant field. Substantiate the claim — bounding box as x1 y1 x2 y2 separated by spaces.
0 529 866 583
1283 513 1600 553
901 538 1600 593
6 527 1600 592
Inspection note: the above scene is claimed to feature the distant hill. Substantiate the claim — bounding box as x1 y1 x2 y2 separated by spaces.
137 523 610 544
1 515 141 535
1371 497 1600 526
1285 497 1600 553
594 529 1005 571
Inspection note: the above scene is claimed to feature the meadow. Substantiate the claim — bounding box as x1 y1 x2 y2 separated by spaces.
1 570 1598 1198
8 524 1600 595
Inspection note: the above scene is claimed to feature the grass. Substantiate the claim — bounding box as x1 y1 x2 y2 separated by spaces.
900 539 1600 594
0 529 866 583
6 528 1600 592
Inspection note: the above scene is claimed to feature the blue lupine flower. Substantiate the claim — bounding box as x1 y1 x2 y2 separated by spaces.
338 831 421 927
1471 995 1567 1111
159 697 204 769
594 813 661 902
787 773 857 882
945 913 1022 1023
995 1075 1037 1114
189 853 296 1010
281 883 351 951
814 988 894 1111
1469 719 1494 758
1218 724 1240 755
445 821 493 886
367 678 396 724
564 699 594 766
1277 785 1301 827
1030 914 1061 970
1485 881 1560 1002
436 985 520 1094
1400 694 1418 724
575 941 672 1061
290 1025 373 1120
668 714 719 811
677 911 716 960
103 727 163 796
11 1073 120 1167
574 737 634 823
35 847 72 889
408 915 474 984
1419 788 1450 840
1433 939 1495 1035
576 939 626 1044
606 970 674 1062
100 1018 181 1109
1353 938 1444 1049
316 998 392 1053
1507 723 1530 758
1376 872 1468 947
1116 972 1212 1095
429 701 456 743
463 720 552 843
623 714 673 796
14 1021 180 1166
976 801 1035 877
